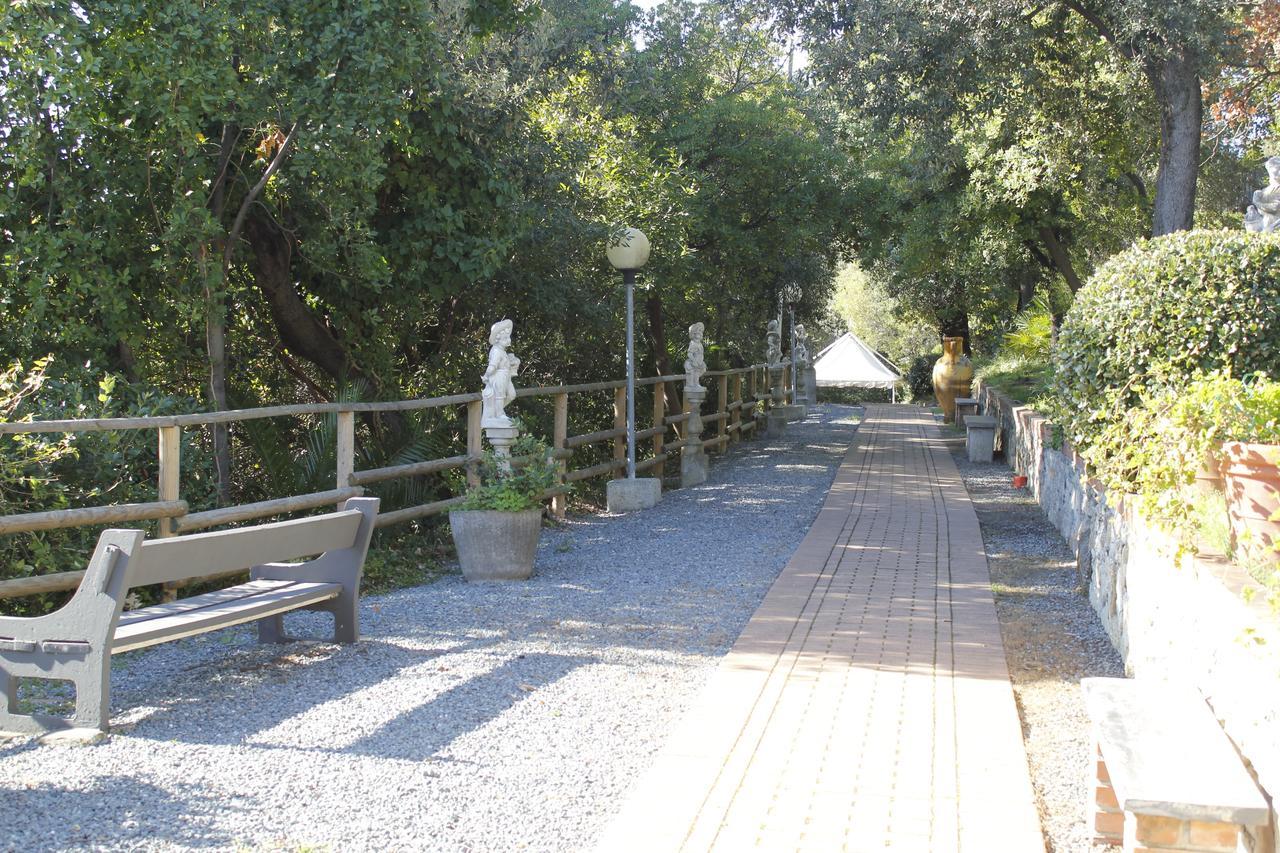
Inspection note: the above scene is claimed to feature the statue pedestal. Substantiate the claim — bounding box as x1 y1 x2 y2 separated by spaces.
768 366 785 407
778 404 806 422
799 367 818 405
483 425 520 473
765 411 788 439
607 477 661 513
681 389 708 488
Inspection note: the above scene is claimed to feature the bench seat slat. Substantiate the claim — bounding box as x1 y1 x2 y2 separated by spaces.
1082 678 1270 825
116 579 296 627
111 581 341 654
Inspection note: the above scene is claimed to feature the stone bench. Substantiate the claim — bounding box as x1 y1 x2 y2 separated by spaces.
965 415 997 463
0 497 379 734
954 396 979 430
1082 678 1269 853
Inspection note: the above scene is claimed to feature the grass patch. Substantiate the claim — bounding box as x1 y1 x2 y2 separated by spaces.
974 353 1053 406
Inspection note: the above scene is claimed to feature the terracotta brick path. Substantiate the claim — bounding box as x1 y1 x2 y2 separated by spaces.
596 405 1043 852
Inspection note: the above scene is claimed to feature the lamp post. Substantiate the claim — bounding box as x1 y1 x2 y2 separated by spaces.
783 283 801 401
604 227 661 511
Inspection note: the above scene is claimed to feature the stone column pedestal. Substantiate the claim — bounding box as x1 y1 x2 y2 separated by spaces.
606 477 661 512
681 389 708 488
483 424 520 473
799 367 818 405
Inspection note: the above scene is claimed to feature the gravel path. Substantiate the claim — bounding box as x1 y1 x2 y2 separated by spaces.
0 405 861 853
948 433 1124 853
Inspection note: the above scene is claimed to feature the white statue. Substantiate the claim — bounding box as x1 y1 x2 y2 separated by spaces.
766 319 782 367
481 319 520 428
1245 204 1265 233
684 322 706 393
794 324 811 369
1251 157 1280 232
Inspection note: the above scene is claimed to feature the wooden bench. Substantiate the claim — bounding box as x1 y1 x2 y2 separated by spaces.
0 496 378 734
1082 677 1270 853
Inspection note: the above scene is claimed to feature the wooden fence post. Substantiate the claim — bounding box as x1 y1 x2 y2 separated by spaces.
730 373 741 443
553 392 568 519
613 387 627 479
157 426 181 538
336 410 355 508
652 380 666 480
467 400 483 489
714 374 728 453
158 425 181 600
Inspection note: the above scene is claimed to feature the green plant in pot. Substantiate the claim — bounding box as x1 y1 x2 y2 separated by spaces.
448 434 558 581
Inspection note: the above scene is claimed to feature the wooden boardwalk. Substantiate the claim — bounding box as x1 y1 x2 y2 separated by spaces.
596 405 1043 852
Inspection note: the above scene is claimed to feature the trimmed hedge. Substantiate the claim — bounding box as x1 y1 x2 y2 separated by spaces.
1054 229 1280 446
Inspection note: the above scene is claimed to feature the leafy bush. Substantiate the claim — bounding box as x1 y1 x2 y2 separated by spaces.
459 434 559 512
1054 229 1280 448
1081 371 1280 595
905 354 936 403
1 359 217 615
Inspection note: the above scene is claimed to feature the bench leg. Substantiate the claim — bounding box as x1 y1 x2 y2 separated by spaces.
1092 743 1125 846
331 593 358 644
258 614 288 644
72 658 110 732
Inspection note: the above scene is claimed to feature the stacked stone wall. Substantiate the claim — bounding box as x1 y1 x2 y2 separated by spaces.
974 380 1280 853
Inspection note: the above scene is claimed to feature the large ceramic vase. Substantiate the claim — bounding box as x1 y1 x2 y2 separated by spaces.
1221 442 1280 565
931 337 974 423
448 508 542 581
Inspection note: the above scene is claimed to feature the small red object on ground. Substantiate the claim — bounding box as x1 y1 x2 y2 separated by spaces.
1012 475 1028 489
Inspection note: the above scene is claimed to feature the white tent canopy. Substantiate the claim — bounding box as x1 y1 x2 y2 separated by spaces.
813 332 901 390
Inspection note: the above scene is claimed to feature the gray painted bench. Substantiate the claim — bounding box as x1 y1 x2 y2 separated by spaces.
0 496 379 734
1082 677 1269 852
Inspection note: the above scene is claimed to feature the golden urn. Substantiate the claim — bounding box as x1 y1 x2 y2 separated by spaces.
932 337 973 423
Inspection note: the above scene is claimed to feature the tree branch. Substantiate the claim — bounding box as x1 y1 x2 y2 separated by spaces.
223 121 298 270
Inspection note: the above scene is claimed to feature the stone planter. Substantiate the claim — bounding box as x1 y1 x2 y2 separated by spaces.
448 508 542 581
1221 441 1280 564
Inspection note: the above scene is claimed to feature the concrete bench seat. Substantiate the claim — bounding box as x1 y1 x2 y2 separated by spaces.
965 415 997 463
0 497 378 734
954 396 979 429
1082 677 1269 852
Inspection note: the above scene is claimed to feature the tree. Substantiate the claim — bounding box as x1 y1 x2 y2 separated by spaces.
787 0 1241 236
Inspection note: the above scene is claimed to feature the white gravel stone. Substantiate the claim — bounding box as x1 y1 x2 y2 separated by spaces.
0 406 861 853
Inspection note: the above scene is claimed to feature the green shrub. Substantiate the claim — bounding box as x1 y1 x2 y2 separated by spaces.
1054 229 1280 448
0 358 217 615
905 354 936 403
460 434 559 512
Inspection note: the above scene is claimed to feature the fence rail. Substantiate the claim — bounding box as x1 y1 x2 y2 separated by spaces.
0 361 794 601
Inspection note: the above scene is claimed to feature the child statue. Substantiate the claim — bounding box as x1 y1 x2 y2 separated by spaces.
481 319 520 428
794 324 811 369
684 322 706 393
1251 156 1280 233
766 319 782 367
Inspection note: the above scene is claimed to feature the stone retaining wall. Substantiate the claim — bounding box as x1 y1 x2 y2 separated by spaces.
975 380 1280 852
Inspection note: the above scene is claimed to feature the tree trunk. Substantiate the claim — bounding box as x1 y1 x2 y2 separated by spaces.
243 211 370 389
1146 53 1202 236
1037 226 1084 293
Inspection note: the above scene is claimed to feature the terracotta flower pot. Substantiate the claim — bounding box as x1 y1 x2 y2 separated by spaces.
1191 445 1225 495
1221 442 1280 564
931 337 973 424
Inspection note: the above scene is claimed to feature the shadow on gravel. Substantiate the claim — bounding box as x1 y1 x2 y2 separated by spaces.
345 651 593 762
2 777 239 849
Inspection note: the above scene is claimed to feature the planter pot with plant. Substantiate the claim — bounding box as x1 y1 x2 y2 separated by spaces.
449 435 558 582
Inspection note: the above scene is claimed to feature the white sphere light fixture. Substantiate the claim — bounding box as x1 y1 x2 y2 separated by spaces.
606 227 651 271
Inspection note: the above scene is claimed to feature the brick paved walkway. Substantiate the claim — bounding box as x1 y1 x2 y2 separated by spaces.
596 405 1043 852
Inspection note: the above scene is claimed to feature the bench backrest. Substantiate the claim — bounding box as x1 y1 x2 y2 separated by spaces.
124 507 366 589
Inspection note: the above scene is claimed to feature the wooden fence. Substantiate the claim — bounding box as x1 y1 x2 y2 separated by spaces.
0 362 794 601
